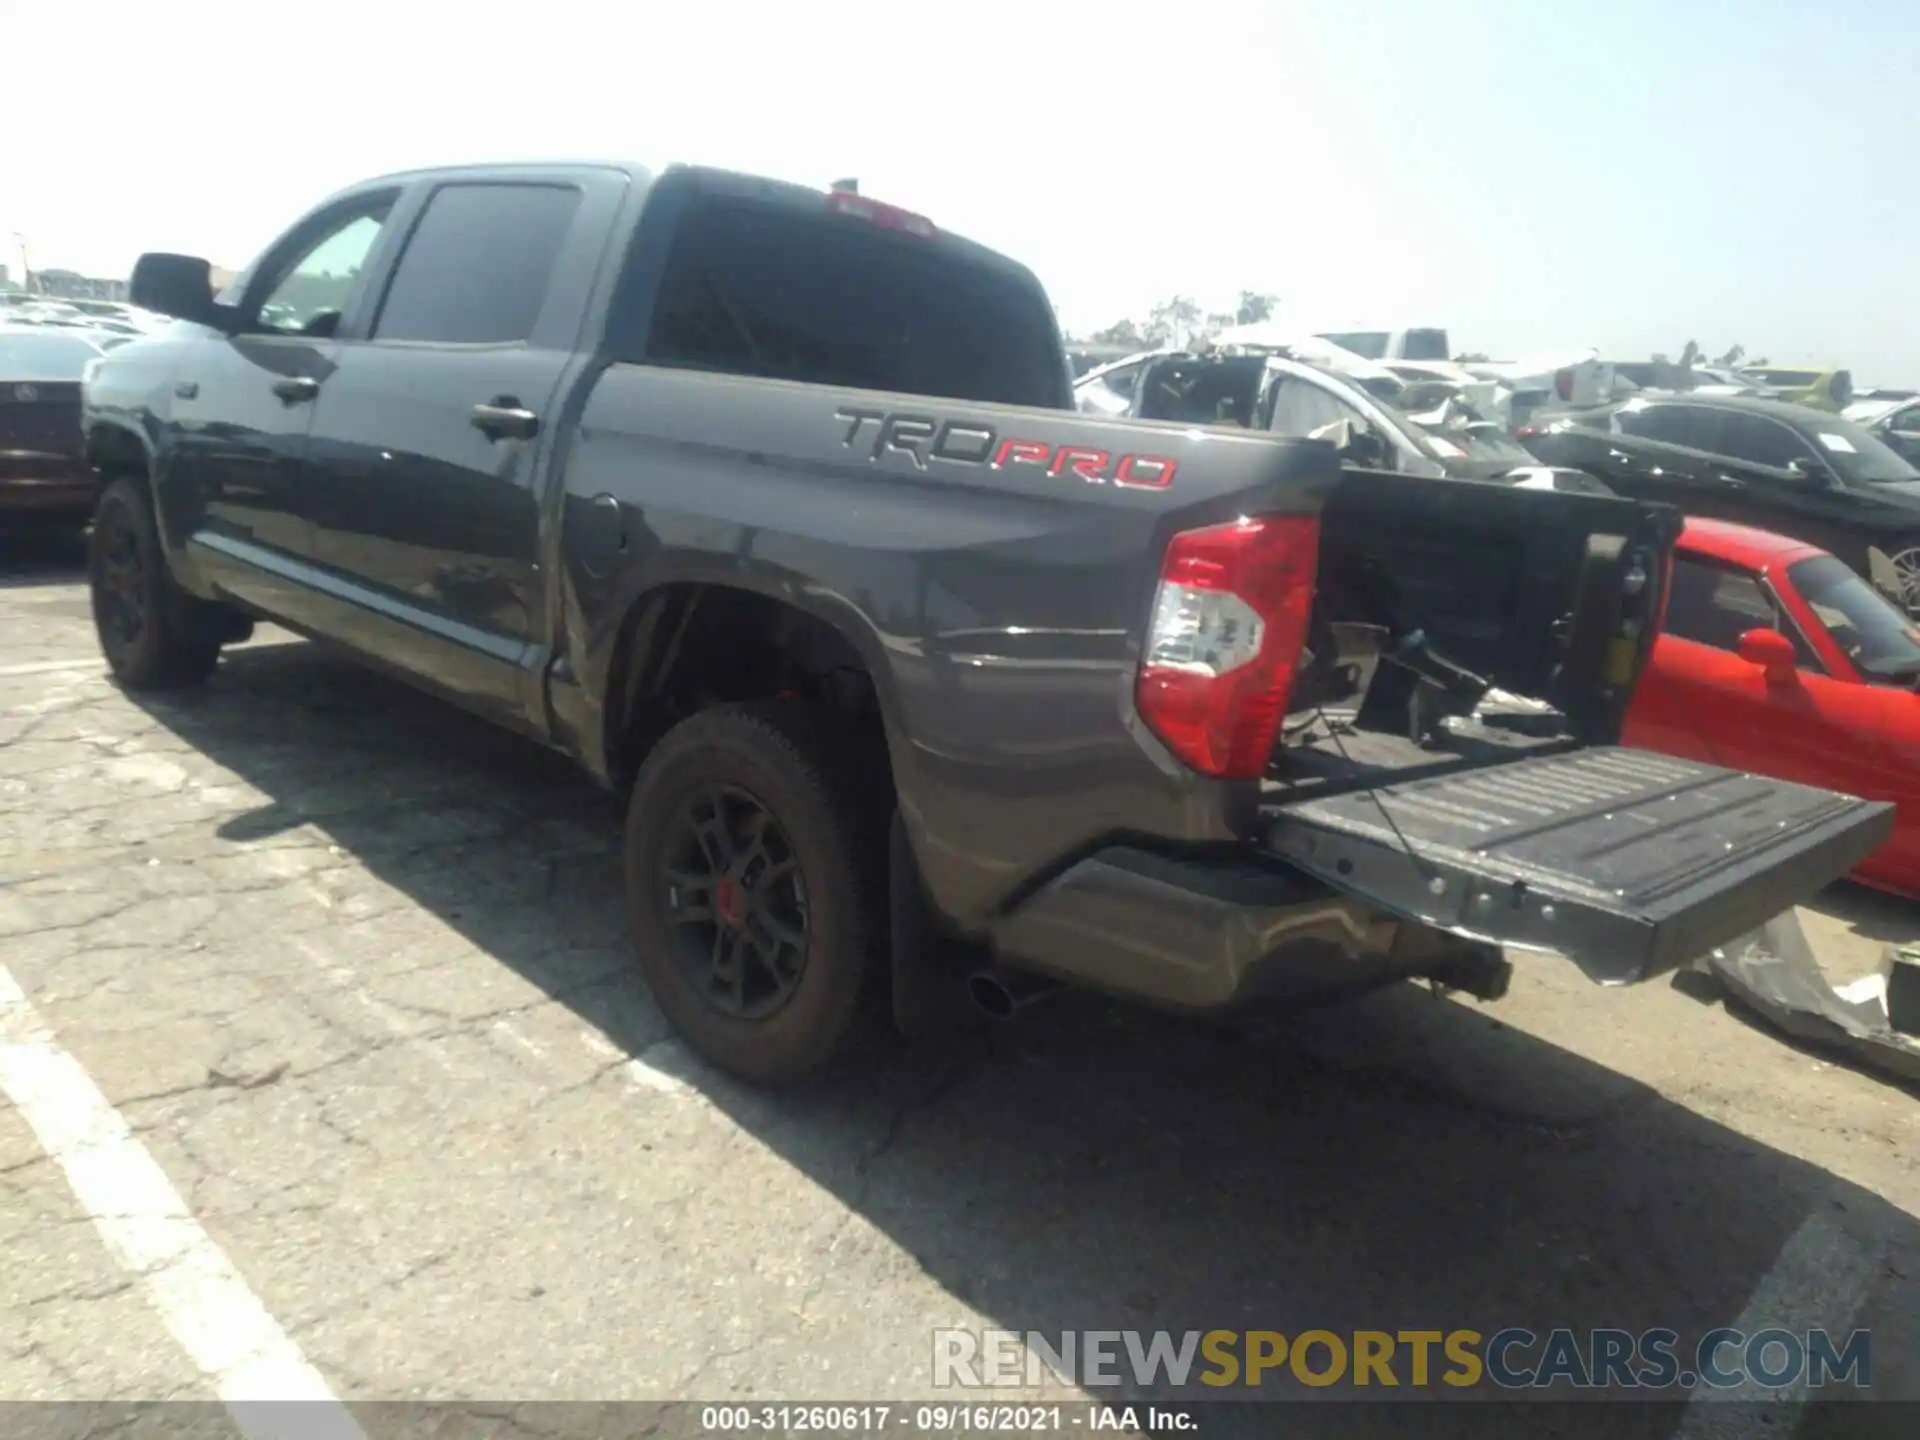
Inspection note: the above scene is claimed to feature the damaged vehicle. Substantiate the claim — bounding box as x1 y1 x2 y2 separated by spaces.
1462 350 1615 430
1089 346 1604 493
82 159 1894 1086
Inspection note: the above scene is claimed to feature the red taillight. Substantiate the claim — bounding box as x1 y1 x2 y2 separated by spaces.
1135 514 1321 779
1555 368 1574 401
1515 425 1542 440
824 189 938 238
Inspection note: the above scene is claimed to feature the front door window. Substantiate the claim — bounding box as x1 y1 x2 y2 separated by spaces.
253 207 392 337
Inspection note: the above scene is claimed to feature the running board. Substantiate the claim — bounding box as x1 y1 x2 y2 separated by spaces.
1262 747 1894 985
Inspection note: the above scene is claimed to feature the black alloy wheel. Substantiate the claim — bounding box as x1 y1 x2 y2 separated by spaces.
662 785 811 1020
87 477 223 690
92 503 149 649
624 702 883 1085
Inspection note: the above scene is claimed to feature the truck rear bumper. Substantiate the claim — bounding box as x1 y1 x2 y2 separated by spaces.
984 749 1894 1013
985 847 1493 1013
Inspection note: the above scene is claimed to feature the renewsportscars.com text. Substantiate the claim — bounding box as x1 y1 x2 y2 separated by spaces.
932 1327 1872 1392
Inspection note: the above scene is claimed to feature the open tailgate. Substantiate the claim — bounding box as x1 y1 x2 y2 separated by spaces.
1263 747 1894 985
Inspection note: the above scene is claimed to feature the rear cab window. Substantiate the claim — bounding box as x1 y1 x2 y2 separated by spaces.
636 188 1069 410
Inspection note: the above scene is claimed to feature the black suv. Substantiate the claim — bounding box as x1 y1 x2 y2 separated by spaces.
1522 394 1920 613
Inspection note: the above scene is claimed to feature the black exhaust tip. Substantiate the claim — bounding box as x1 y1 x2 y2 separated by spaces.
966 968 1063 1020
967 972 1018 1020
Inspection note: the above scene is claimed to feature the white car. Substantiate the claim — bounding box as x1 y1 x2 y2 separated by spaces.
1072 347 1177 417
1308 325 1453 362
1381 360 1511 429
1461 350 1614 427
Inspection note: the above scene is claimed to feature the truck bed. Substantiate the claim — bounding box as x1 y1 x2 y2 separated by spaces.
1264 707 1572 805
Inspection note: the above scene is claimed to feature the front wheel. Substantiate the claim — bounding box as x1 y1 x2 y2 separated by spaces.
622 702 883 1086
88 477 223 690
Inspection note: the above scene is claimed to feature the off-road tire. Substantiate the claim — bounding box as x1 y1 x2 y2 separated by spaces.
623 701 884 1085
88 478 225 690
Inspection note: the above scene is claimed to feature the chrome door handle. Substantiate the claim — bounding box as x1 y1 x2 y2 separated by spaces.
471 400 539 441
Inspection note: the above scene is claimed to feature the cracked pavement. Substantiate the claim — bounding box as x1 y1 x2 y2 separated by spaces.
2 528 1918 1432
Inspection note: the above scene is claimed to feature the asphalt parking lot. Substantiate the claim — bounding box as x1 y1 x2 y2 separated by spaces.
2 528 1917 1437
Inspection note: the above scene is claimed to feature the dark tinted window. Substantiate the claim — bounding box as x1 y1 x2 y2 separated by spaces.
374 184 582 344
1617 403 1721 450
1718 411 1813 469
1400 328 1450 360
643 195 1067 409
1665 556 1820 668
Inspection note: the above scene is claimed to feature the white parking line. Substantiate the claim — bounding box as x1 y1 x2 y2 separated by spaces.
0 965 364 1437
580 1029 690 1094
0 658 105 678
1674 1198 1878 1433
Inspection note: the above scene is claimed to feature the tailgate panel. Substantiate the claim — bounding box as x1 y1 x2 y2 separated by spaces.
1263 747 1894 985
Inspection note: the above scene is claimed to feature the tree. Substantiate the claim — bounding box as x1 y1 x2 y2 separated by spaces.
1235 291 1278 325
1081 289 1277 351
1143 294 1204 347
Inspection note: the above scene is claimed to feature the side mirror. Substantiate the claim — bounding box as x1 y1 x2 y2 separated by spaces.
1736 627 1799 680
128 253 220 325
1308 417 1356 450
1786 457 1835 486
1346 427 1390 467
1308 417 1390 467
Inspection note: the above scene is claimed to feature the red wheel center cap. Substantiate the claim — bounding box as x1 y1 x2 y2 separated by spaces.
714 876 746 928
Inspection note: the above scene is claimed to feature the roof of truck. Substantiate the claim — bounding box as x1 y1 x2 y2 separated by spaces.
333 160 1031 280
357 158 653 185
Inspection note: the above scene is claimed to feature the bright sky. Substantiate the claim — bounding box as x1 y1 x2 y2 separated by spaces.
6 0 1914 376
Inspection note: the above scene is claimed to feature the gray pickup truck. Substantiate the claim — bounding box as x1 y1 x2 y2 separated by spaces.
80 160 1892 1083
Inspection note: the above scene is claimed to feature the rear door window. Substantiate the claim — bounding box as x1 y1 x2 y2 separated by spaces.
1617 403 1723 452
642 194 1067 409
